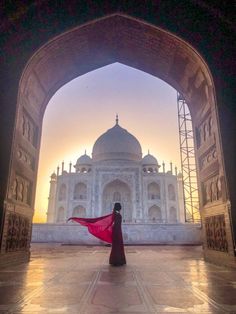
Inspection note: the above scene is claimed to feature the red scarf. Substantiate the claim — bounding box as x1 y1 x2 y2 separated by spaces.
68 213 114 243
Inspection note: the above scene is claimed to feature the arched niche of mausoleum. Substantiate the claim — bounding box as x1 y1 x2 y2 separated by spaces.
148 182 161 200
72 205 86 218
148 205 162 222
73 183 87 200
102 179 132 221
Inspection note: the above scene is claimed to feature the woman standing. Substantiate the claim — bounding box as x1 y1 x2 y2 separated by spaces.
68 202 126 266
109 202 126 266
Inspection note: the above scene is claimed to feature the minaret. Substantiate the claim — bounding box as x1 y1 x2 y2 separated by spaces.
47 172 57 223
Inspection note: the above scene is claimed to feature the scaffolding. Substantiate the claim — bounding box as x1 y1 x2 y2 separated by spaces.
177 93 200 223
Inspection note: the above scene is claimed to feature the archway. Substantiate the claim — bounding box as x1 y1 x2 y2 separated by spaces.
1 13 234 266
148 182 161 200
102 179 132 221
148 205 162 222
72 205 86 218
73 183 87 200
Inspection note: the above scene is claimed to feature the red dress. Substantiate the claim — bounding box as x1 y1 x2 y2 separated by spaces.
68 211 126 266
109 211 126 266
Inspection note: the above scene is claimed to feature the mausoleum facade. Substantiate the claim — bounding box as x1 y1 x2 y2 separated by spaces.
47 117 185 224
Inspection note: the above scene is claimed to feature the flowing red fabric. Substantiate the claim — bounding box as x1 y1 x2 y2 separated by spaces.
68 213 114 243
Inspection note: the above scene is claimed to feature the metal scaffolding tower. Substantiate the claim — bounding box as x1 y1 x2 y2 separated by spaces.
177 93 200 223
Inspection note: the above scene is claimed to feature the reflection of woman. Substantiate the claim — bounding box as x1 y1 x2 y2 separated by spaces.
68 202 126 266
109 202 126 266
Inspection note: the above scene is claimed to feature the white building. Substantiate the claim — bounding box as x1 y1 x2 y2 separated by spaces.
47 117 185 224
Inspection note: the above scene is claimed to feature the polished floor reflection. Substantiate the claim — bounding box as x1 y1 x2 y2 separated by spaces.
0 244 236 313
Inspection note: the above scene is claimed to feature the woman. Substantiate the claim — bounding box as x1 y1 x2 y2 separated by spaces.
109 202 126 266
68 202 126 266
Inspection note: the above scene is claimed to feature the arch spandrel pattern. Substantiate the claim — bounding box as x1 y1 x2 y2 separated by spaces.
4 13 234 266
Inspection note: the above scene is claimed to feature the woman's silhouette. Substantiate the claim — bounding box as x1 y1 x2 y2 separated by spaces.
109 202 126 266
68 202 126 266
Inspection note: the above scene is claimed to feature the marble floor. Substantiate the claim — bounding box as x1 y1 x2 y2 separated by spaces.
0 244 236 313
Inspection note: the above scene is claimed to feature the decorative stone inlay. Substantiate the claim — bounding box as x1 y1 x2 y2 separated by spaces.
196 114 214 149
23 72 46 109
10 175 32 206
205 214 228 252
186 68 210 109
6 213 30 252
202 174 222 205
17 146 35 170
199 146 217 171
100 169 136 189
21 109 38 148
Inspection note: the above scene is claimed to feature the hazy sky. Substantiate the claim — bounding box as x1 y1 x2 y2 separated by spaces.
34 63 181 222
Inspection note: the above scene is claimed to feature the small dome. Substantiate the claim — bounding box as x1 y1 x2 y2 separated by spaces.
76 153 92 165
142 153 158 165
50 172 57 179
92 118 142 162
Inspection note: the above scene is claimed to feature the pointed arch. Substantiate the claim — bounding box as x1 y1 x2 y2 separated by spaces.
148 205 162 222
102 179 132 221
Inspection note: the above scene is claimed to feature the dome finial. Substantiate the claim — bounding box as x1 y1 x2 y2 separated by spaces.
148 149 150 154
116 114 119 125
85 149 87 155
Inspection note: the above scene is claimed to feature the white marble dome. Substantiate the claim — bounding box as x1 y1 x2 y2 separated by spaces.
92 120 142 162
76 153 92 165
142 153 158 165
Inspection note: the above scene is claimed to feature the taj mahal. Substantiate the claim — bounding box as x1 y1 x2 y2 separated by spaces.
46 116 185 224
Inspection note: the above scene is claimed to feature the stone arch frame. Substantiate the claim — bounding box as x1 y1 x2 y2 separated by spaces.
2 13 234 266
73 182 87 200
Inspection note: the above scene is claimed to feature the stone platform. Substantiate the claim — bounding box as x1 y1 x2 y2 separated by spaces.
0 244 236 313
32 223 202 245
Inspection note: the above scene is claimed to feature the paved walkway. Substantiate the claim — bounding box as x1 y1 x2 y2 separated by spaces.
0 244 236 313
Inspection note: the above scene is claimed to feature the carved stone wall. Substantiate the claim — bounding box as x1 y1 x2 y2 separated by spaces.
205 215 228 252
202 175 222 205
5 212 31 252
21 109 39 148
8 175 32 206
17 146 36 171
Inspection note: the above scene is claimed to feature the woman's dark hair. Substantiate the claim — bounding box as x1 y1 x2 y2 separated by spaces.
114 202 122 211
